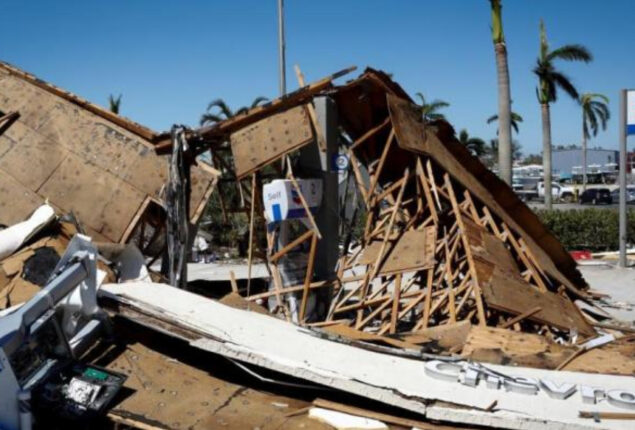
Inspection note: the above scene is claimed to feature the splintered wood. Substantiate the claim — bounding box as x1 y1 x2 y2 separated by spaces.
215 82 595 350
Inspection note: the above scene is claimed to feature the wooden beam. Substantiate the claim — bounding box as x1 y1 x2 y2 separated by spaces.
270 229 314 262
350 117 391 150
501 306 542 329
246 173 257 298
366 128 395 204
286 157 322 239
299 232 318 322
443 173 486 326
294 64 327 151
229 270 239 293
389 273 402 334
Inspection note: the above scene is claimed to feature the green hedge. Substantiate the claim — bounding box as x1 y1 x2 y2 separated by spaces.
535 208 635 251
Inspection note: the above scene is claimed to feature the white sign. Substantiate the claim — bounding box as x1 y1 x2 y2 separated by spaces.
628 90 635 135
263 179 322 224
425 359 635 411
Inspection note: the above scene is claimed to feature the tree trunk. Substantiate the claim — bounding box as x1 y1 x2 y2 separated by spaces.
582 118 587 191
495 42 513 185
541 103 553 209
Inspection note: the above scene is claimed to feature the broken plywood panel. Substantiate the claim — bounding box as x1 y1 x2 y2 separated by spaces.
461 326 573 369
358 227 436 274
37 154 145 240
563 336 635 375
231 105 313 178
0 62 217 243
401 321 472 350
0 169 43 226
480 271 595 337
0 132 69 191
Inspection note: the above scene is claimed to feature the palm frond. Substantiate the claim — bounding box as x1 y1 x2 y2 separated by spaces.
250 96 269 108
511 112 523 122
551 71 578 100
108 94 122 114
200 113 224 126
486 114 498 124
547 44 592 63
206 98 233 118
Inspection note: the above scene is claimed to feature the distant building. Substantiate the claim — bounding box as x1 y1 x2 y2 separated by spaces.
552 148 619 183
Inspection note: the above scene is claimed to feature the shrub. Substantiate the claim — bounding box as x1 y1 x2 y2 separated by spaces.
535 208 635 251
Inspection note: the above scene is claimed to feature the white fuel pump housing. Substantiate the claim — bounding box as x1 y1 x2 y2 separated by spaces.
263 179 322 224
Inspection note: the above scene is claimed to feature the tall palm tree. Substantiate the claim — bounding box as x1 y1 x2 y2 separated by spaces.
458 129 486 157
487 111 523 134
533 19 592 209
579 93 610 190
200 96 268 126
415 92 449 122
489 0 513 185
108 94 122 114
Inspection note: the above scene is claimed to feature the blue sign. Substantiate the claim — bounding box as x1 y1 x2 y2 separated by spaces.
628 90 635 135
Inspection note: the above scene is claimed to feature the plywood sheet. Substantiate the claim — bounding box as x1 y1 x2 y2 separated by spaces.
358 227 436 274
37 154 145 241
480 270 595 337
463 218 521 282
0 168 43 226
0 130 68 191
0 66 218 239
230 105 313 178
461 326 573 369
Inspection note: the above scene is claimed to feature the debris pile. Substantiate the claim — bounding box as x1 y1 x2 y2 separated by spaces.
1 61 634 429
174 67 601 355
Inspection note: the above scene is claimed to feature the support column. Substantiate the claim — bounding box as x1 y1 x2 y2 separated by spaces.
299 96 339 317
619 89 627 268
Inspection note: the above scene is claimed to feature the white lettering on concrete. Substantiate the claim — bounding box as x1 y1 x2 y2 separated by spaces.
504 377 538 395
459 364 479 387
424 360 461 382
580 385 606 404
540 379 576 400
607 390 635 410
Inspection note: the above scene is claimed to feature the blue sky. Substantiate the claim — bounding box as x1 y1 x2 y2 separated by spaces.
1 1 633 155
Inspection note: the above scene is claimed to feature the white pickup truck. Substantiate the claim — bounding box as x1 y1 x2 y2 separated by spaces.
514 181 576 202
537 182 576 202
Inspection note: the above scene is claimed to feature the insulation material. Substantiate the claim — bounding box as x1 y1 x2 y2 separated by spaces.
0 204 55 260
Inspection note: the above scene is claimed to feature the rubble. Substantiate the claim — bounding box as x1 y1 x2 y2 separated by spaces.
1 62 635 429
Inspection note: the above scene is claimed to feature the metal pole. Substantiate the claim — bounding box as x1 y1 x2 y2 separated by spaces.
277 0 286 96
619 89 627 268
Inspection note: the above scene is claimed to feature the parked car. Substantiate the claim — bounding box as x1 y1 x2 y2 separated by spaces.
579 188 612 205
610 186 635 204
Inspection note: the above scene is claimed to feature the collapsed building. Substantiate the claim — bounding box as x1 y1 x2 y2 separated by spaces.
0 62 634 430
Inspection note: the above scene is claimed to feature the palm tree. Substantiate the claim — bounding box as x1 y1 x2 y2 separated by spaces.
415 92 449 122
579 93 610 190
489 0 513 185
108 94 122 114
458 129 486 157
533 19 592 209
487 111 523 134
200 96 268 126
487 138 522 166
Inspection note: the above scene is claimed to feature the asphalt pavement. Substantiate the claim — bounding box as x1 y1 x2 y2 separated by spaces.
528 202 622 211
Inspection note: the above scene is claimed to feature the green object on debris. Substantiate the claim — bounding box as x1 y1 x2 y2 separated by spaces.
83 367 109 381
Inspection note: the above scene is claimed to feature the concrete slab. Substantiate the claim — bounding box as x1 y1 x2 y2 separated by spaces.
102 282 635 430
578 264 635 323
187 262 270 282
